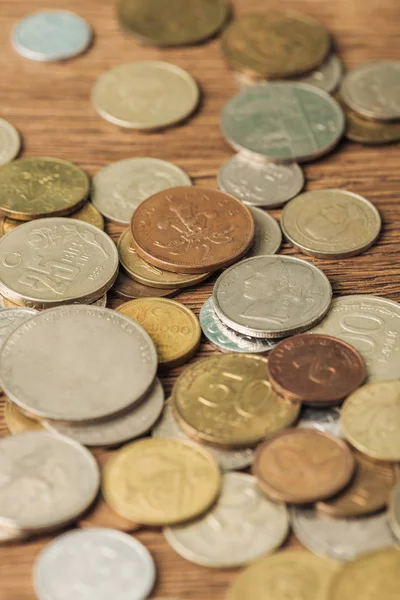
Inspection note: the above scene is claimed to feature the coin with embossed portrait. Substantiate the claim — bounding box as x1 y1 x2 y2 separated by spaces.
0 119 20 166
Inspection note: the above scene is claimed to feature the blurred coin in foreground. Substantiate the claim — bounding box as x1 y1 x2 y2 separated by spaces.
0 118 20 166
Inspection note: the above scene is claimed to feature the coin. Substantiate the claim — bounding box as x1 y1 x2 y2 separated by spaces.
92 158 191 225
388 483 400 541
341 381 400 461
173 354 300 447
71 202 104 230
221 83 344 162
309 295 400 382
341 60 400 121
268 334 366 404
227 549 339 600
253 429 355 503
218 154 304 208
92 294 107 307
113 271 180 300
130 187 255 274
0 307 37 391
118 0 229 46
4 401 44 434
281 189 381 258
33 529 156 600
0 158 89 220
0 118 20 166
164 473 289 568
298 406 343 438
247 207 282 256
0 522 25 544
0 431 99 532
0 294 108 310
152 401 255 472
103 438 221 525
213 255 332 338
0 218 118 308
92 61 200 130
0 305 157 422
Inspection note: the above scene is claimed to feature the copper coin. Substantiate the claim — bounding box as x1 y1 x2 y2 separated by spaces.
268 334 366 405
113 271 180 300
253 428 355 504
130 187 255 274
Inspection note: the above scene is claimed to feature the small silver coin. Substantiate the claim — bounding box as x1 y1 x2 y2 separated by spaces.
297 406 343 438
218 154 304 208
12 10 92 62
33 528 156 600
0 119 21 166
248 207 282 257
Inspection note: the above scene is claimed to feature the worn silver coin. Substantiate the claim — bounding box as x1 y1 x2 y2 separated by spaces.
0 307 37 350
33 528 156 600
213 255 332 338
388 483 400 542
0 305 157 422
248 207 282 256
0 119 21 166
297 406 343 438
164 473 289 568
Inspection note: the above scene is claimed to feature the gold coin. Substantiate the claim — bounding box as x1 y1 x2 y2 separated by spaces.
341 381 400 461
173 354 300 447
117 298 201 369
118 229 210 289
102 438 221 525
3 401 44 434
228 549 339 600
0 157 89 220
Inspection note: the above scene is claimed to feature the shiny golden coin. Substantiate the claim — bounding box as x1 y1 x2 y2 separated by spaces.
102 438 221 525
341 381 400 461
0 157 89 220
173 354 300 447
117 298 201 369
4 401 44 434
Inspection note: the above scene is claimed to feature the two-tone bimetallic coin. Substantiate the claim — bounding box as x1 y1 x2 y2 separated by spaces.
0 119 20 166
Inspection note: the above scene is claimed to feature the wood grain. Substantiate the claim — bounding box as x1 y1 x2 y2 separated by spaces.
0 0 399 597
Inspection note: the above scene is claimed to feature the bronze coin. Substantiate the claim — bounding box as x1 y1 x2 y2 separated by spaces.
113 271 180 300
253 428 355 504
130 187 254 274
268 334 366 405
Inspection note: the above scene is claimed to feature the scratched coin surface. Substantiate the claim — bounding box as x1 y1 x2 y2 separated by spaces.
33 529 156 600
4 401 44 435
92 61 200 130
103 438 221 525
130 187 255 274
92 158 191 225
337 92 400 144
213 255 332 338
221 83 344 162
388 483 400 542
0 118 20 166
218 154 304 208
247 207 282 257
298 406 343 438
113 271 180 300
0 306 157 422
281 189 381 258
0 217 118 308
253 429 355 503
0 431 99 531
164 473 289 567
173 354 300 447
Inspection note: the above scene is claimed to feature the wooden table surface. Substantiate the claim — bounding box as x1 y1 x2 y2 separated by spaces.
0 0 400 598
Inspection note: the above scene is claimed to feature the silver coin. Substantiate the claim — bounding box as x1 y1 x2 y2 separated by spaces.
164 472 289 568
43 379 164 447
33 528 156 600
213 255 332 338
91 293 107 307
152 402 254 472
297 406 343 438
248 207 282 256
0 307 37 350
12 10 92 62
388 483 400 542
218 153 304 208
341 60 400 121
220 83 345 163
0 119 20 166
309 295 400 382
92 158 191 225
0 431 99 532
0 305 157 422
291 506 396 562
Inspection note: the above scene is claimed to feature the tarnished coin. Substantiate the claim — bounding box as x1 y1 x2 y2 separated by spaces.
4 401 44 435
164 473 289 568
130 187 254 274
33 529 156 600
0 119 20 166
0 306 157 422
92 158 191 225
92 61 200 130
173 354 300 447
298 406 343 438
113 271 180 300
388 483 400 542
71 202 104 230
281 189 381 258
0 431 99 532
117 298 201 369
213 255 332 338
218 154 304 208
0 218 118 308
103 438 221 525
247 207 282 256
221 83 344 162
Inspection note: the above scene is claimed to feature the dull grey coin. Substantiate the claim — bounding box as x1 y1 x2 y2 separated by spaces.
0 119 20 166
297 406 343 438
33 528 156 600
248 207 282 256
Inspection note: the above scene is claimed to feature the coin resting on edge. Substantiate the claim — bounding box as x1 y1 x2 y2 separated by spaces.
91 61 200 130
4 401 44 434
130 187 255 274
247 207 282 256
113 271 179 300
0 118 20 166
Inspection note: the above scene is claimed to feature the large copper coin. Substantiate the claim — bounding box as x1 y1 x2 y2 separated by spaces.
253 429 355 504
130 187 254 274
268 334 366 405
